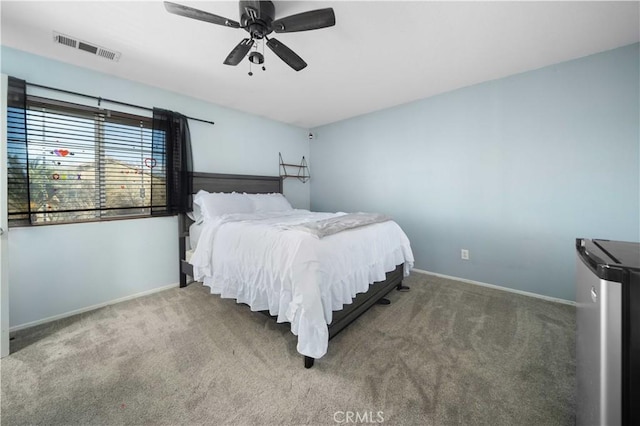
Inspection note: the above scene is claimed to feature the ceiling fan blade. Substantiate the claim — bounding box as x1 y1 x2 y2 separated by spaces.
164 1 240 28
223 38 254 66
266 38 307 71
272 8 335 33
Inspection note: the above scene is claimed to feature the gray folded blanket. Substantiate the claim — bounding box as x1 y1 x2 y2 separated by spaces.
284 213 392 238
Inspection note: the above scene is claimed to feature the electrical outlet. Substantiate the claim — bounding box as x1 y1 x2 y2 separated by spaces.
461 249 469 260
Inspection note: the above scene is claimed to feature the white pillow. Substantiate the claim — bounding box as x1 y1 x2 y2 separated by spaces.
247 193 293 212
187 191 206 223
193 191 254 219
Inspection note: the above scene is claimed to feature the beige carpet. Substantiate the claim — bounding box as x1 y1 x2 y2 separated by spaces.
1 273 575 425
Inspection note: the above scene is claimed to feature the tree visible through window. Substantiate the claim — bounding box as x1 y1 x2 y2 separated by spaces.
7 95 166 225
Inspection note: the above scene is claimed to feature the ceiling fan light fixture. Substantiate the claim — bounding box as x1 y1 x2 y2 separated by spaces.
248 51 264 65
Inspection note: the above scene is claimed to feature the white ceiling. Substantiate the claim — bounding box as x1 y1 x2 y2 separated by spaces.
1 1 638 128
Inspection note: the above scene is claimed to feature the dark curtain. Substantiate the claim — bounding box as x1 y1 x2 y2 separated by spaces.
6 77 31 224
151 108 193 215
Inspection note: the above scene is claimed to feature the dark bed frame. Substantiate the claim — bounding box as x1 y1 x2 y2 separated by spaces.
178 172 409 368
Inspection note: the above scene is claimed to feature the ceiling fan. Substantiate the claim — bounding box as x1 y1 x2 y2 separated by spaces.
164 1 336 72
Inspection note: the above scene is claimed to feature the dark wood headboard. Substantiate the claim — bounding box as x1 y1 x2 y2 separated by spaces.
192 172 283 195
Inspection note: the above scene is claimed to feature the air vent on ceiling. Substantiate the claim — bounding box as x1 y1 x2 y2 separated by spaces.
53 31 121 62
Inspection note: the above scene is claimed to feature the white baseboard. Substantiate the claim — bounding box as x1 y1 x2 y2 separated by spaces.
411 268 576 306
10 283 179 332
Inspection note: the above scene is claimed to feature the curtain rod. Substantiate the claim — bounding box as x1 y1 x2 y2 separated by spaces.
26 82 215 126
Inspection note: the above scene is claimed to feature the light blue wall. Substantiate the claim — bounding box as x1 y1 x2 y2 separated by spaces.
310 43 640 301
3 43 638 326
1 46 309 328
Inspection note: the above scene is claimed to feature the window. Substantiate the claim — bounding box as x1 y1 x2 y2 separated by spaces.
7 93 167 225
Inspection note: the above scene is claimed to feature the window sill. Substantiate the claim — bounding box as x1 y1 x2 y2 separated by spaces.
8 212 175 228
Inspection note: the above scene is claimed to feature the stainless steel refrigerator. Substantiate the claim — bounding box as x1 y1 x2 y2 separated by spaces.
576 238 639 425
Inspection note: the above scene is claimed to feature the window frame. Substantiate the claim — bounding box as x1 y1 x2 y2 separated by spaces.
7 94 167 227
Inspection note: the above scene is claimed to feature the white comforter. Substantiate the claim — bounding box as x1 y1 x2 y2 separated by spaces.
189 209 414 359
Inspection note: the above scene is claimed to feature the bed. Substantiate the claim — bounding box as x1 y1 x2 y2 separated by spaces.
178 172 414 368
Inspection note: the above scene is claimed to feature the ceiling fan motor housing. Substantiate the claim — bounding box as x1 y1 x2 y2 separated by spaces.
240 0 275 39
